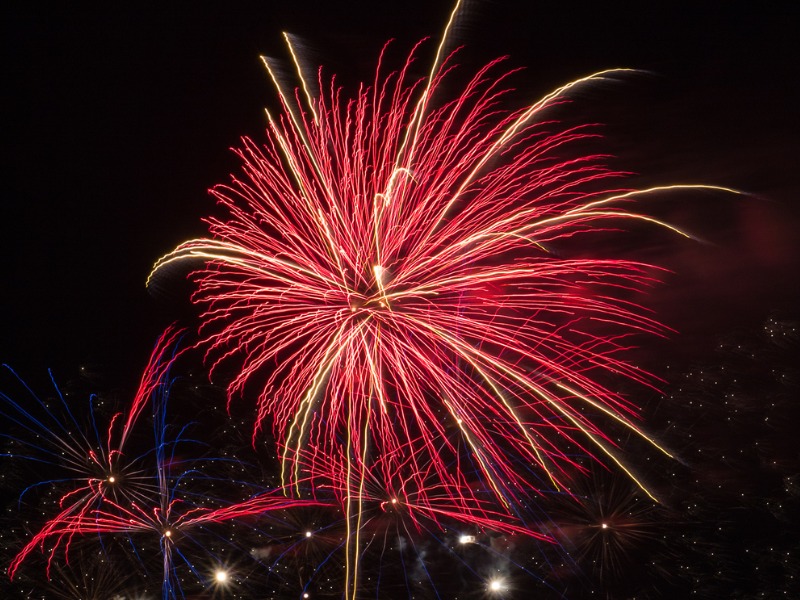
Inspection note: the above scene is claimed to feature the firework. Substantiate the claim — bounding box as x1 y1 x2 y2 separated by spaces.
148 7 723 493
147 1 737 597
2 330 330 598
541 463 673 599
2 326 186 579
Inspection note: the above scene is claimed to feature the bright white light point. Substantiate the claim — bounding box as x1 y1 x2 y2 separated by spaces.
601 523 609 529
214 570 228 583
305 531 312 538
164 529 172 537
391 498 397 504
373 265 383 281
488 578 505 592
107 476 115 483
303 594 310 599
459 535 475 544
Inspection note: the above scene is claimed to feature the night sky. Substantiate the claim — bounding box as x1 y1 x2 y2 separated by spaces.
3 1 799 598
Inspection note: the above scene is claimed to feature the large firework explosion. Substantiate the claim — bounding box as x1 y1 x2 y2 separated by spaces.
146 1 735 596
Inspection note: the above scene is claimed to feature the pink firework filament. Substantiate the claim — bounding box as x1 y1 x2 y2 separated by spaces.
149 12 734 532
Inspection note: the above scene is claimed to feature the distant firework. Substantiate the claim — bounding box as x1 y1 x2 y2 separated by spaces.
2 329 329 598
147 1 736 597
2 326 186 579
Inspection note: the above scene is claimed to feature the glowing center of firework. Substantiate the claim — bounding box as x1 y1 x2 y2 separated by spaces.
215 569 228 583
164 529 172 538
601 523 609 529
305 530 312 538
488 578 505 592
348 265 393 313
391 497 398 504
106 475 116 484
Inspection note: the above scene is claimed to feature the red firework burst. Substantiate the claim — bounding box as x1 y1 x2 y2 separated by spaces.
148 3 732 552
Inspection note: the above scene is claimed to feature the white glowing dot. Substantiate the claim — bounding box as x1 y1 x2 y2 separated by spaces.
164 529 172 537
601 523 608 529
303 594 310 599
305 531 312 538
459 535 475 544
107 476 115 483
391 498 397 504
488 578 505 592
215 570 228 583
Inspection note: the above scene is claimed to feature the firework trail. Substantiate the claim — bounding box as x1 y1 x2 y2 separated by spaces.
147 1 735 596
